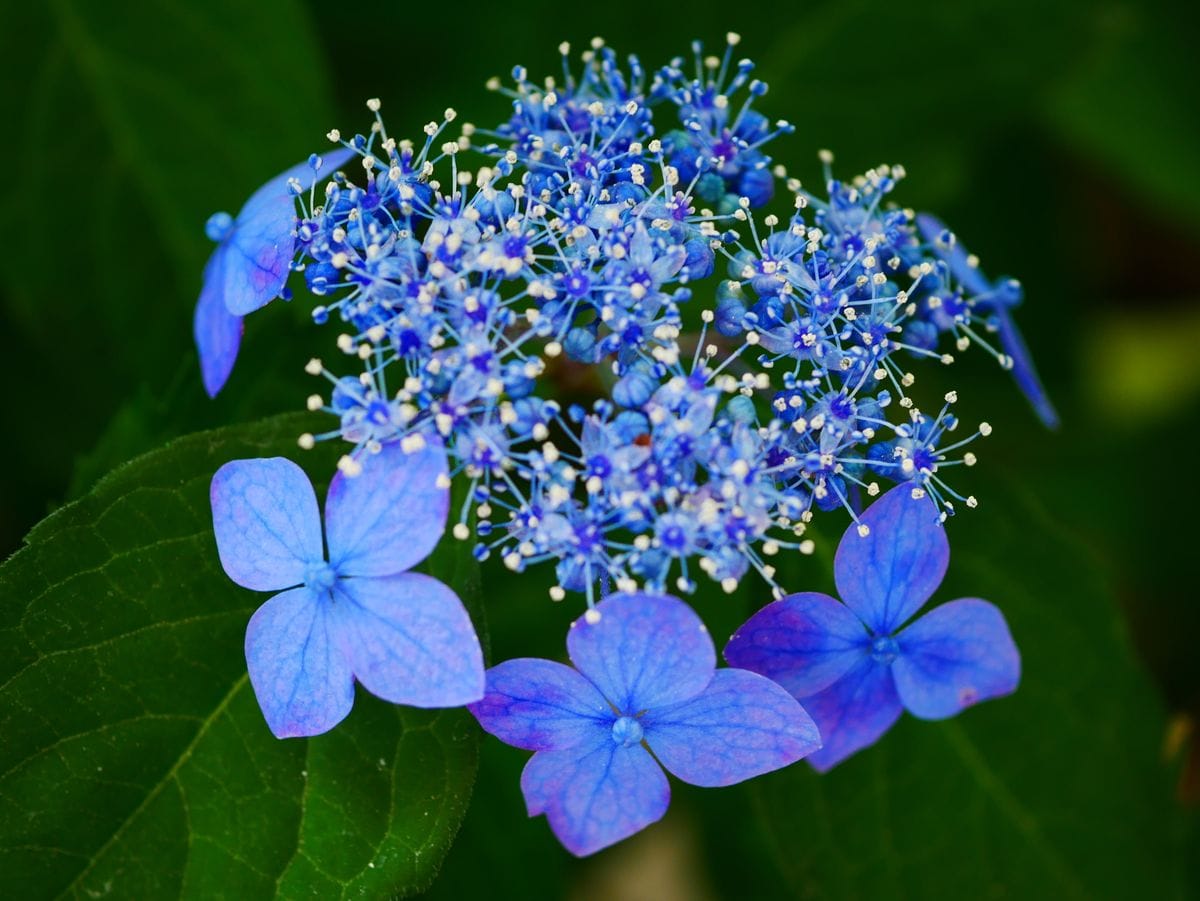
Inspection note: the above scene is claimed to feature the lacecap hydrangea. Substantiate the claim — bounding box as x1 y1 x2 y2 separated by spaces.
199 35 1046 856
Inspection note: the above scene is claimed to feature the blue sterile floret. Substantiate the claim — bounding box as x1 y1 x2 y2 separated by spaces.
209 439 484 737
725 483 1020 770
469 592 820 855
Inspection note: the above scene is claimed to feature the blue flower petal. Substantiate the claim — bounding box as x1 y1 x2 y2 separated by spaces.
520 739 670 857
210 457 323 591
245 586 354 738
566 592 715 713
723 591 869 699
834 485 948 635
642 668 821 787
193 250 243 397
223 149 356 316
469 659 613 751
893 598 1021 719
324 439 450 577
332 572 484 708
801 656 903 772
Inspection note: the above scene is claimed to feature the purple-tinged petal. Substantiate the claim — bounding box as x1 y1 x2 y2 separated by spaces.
223 149 356 316
211 457 322 591
332 572 484 708
643 668 820 787
324 439 450 577
835 484 948 635
520 740 670 857
222 200 297 317
245 586 353 738
193 250 243 397
469 659 613 751
567 592 715 713
893 598 1021 720
802 657 903 772
723 592 869 698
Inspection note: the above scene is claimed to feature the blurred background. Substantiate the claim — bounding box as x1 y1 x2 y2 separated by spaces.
1 0 1197 896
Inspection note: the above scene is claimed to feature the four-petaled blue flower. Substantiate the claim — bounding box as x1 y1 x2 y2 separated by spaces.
194 149 353 397
468 592 821 856
725 484 1020 771
210 438 484 738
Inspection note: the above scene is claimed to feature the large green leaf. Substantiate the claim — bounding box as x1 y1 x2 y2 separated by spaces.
696 477 1194 899
0 415 481 899
1045 0 1200 228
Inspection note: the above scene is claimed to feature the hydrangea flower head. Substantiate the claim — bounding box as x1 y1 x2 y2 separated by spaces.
469 592 820 855
193 148 353 396
724 483 1020 770
195 37 1052 606
210 439 484 737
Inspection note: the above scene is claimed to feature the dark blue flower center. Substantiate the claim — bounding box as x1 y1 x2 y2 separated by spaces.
611 716 643 748
870 635 899 665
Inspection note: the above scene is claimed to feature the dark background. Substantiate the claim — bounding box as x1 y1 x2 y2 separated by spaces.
2 0 1197 896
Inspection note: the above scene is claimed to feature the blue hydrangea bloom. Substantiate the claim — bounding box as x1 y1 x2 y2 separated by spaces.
724 484 1020 771
194 148 354 396
468 592 820 855
198 40 1049 603
210 439 484 737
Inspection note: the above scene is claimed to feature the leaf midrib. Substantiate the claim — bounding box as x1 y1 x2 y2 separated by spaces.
57 672 250 899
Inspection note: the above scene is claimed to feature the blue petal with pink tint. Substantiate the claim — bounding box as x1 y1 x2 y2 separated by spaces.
725 483 1020 771
893 598 1020 719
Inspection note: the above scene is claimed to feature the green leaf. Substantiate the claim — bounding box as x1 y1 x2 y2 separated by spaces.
1045 0 1200 228
0 414 481 898
0 0 334 553
699 478 1194 899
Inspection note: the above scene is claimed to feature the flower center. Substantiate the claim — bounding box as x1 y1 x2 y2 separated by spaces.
870 635 899 665
611 716 644 748
303 562 338 592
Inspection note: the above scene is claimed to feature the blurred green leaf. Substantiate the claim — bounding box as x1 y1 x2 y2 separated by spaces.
0 414 480 898
0 0 334 552
699 478 1194 899
1046 1 1200 228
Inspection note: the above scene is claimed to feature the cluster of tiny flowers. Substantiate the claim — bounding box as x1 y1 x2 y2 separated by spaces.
204 35 1050 607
